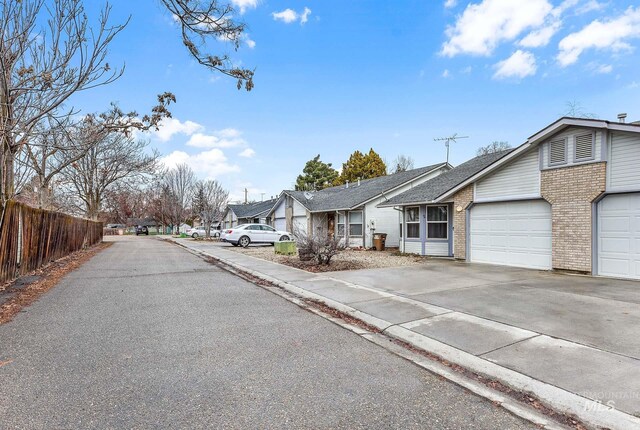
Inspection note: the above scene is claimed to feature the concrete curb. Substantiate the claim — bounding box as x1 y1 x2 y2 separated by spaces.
169 239 640 430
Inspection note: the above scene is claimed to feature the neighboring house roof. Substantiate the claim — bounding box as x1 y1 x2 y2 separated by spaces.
227 198 278 220
275 163 449 213
378 150 514 207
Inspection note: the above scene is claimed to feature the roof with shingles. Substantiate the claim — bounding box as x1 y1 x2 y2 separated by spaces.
281 163 448 212
228 198 278 219
379 150 514 206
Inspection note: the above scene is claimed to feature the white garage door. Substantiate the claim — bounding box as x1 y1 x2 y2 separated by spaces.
274 218 286 231
598 193 640 279
470 200 552 270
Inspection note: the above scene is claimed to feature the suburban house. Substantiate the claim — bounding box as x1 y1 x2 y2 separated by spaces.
221 199 278 230
380 116 640 280
268 163 451 248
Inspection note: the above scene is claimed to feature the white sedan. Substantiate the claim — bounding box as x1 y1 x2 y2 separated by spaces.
223 224 292 247
186 227 221 238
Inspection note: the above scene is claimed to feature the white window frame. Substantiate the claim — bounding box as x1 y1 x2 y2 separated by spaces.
337 213 345 237
405 206 420 239
348 211 363 237
426 206 448 240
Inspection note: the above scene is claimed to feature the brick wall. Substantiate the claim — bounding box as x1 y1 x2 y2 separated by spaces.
452 185 474 260
541 162 606 273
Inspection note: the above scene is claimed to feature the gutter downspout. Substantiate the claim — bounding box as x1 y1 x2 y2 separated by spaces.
392 206 404 253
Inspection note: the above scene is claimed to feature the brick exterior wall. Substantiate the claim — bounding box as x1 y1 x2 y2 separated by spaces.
452 185 474 260
541 162 606 273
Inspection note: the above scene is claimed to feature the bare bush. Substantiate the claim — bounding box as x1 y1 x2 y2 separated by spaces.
292 224 344 265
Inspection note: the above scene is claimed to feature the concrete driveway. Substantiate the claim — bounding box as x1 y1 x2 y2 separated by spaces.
329 261 640 416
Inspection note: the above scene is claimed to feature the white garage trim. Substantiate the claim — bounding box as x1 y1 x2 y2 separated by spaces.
596 192 640 280
469 200 552 270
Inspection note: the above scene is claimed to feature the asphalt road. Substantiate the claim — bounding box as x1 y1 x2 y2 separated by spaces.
0 237 537 429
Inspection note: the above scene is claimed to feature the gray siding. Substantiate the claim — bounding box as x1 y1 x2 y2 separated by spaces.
608 131 640 191
475 148 540 201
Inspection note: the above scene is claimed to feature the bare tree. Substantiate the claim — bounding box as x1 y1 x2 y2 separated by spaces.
162 0 254 91
58 130 158 220
0 0 128 205
563 100 597 119
392 155 415 173
476 141 512 156
192 179 229 238
161 163 195 233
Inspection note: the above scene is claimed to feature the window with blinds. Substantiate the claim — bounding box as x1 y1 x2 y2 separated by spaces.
549 138 567 165
575 133 594 161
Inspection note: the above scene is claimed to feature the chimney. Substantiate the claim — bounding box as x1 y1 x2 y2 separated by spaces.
345 180 349 189
618 113 627 123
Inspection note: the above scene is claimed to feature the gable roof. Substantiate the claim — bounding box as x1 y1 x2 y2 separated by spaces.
435 116 640 202
228 198 278 219
277 163 449 213
378 150 513 207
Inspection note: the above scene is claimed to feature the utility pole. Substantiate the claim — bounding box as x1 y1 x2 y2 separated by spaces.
434 133 469 164
244 188 248 204
260 193 265 201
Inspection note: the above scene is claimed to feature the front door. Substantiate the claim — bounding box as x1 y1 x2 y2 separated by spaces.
328 213 335 237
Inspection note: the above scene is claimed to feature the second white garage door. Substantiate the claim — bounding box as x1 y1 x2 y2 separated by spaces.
598 193 640 280
470 200 552 270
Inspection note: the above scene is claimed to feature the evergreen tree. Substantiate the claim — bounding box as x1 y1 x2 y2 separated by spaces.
295 155 339 191
335 149 387 185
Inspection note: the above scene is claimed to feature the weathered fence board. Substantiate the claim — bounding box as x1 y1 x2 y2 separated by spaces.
0 201 103 284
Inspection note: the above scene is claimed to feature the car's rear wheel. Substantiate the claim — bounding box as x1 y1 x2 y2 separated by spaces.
279 235 290 241
192 233 199 238
239 236 251 248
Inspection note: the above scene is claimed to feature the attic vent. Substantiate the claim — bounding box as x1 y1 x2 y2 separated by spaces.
549 138 567 165
575 133 594 161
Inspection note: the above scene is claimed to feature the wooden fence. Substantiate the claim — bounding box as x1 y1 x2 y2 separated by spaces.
0 200 103 284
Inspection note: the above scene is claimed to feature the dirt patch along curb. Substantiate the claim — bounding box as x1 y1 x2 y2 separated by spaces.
0 242 112 325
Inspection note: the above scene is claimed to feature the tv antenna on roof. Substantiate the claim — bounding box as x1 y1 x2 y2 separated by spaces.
434 133 469 164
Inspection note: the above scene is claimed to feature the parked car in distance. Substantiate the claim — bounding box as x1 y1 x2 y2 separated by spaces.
223 224 292 247
186 227 221 238
135 225 149 236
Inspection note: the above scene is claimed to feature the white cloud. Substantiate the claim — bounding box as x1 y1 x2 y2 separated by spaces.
576 0 607 15
161 149 240 179
231 0 259 14
239 148 256 158
461 65 473 74
557 7 640 67
519 20 561 47
444 0 457 8
441 0 554 57
594 63 613 74
442 69 451 78
300 7 312 24
493 50 537 79
153 118 204 142
185 128 246 149
246 37 256 49
272 7 312 24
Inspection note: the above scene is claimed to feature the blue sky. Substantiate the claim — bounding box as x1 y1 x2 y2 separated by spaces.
71 0 640 202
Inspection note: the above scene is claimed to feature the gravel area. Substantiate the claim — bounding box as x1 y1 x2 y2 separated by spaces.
227 245 428 272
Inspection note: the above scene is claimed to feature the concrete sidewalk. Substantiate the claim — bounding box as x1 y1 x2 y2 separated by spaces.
170 238 640 430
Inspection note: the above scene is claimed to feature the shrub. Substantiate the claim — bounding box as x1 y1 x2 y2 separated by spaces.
293 225 344 265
